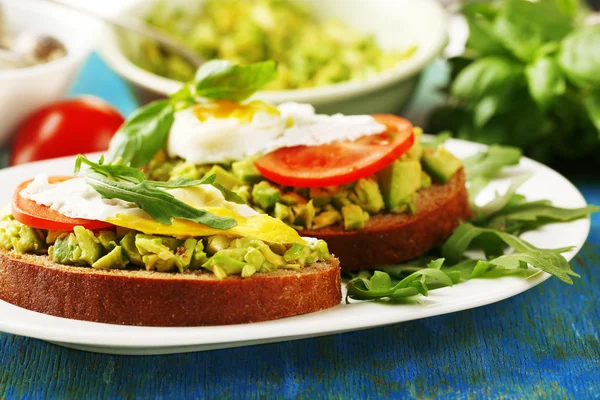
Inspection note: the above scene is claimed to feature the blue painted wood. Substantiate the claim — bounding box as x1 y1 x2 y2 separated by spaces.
1 55 600 399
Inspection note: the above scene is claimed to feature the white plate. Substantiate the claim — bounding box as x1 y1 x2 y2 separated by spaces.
0 139 590 355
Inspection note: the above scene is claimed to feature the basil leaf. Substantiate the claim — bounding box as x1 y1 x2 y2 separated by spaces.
193 60 278 101
526 56 566 110
583 90 600 133
558 26 600 88
84 172 237 229
107 100 175 168
463 4 509 57
493 0 573 62
451 57 524 103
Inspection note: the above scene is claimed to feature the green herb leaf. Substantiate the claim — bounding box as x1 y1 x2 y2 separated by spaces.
75 155 146 183
451 57 524 103
526 56 566 110
558 26 600 88
463 3 509 58
441 223 578 283
107 100 175 168
493 0 573 62
346 258 455 301
192 60 278 101
583 90 600 133
84 172 237 229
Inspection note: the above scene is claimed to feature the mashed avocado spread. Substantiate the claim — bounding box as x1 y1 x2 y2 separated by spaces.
147 129 463 231
0 214 330 279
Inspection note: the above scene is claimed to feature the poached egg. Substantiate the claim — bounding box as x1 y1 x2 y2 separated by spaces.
21 174 305 244
167 100 386 164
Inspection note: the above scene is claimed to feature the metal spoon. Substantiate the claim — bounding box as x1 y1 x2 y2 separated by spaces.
46 0 204 69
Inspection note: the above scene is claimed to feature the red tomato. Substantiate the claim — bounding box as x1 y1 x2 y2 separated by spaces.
9 96 124 166
254 114 415 188
12 176 113 231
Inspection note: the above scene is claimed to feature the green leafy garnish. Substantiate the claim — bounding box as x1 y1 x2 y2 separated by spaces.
426 0 600 163
190 59 277 101
107 59 278 167
346 144 598 302
107 100 175 168
75 155 238 229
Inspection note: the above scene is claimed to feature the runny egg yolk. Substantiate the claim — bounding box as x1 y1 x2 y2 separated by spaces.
193 100 280 123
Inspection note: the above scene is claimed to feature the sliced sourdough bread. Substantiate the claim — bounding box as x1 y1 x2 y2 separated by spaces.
0 249 341 326
298 168 471 270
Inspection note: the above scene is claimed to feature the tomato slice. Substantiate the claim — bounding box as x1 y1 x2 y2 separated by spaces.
12 176 113 231
254 114 415 187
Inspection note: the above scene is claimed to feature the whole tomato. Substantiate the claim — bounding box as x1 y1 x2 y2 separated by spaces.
10 96 125 165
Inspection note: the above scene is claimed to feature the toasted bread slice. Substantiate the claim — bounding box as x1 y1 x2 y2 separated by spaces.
298 168 471 270
0 249 341 326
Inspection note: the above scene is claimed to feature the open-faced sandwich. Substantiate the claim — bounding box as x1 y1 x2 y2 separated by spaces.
0 157 340 326
107 60 471 270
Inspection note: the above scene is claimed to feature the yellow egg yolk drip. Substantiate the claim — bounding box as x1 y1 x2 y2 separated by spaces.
193 100 280 123
107 207 306 245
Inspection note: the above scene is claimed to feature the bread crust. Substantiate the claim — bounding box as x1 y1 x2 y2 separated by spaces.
0 250 341 326
298 169 471 270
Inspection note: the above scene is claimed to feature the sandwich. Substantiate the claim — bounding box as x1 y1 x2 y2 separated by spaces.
0 157 340 326
107 59 471 270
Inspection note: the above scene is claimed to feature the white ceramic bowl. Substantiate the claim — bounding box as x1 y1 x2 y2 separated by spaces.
100 0 448 115
0 0 100 146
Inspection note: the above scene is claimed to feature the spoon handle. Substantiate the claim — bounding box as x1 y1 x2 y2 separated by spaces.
45 0 204 68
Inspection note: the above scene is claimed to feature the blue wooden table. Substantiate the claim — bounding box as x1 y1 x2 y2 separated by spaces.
1 55 599 399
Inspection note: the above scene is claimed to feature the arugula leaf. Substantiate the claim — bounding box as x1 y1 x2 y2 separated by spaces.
76 155 245 205
526 56 566 110
464 145 522 180
558 26 600 88
191 60 278 101
441 223 578 283
84 172 237 229
107 100 175 168
346 259 459 301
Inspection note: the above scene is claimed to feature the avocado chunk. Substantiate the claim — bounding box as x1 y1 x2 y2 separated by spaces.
274 202 292 223
120 232 144 267
202 255 247 278
49 229 103 266
406 127 424 160
312 210 342 229
353 178 385 214
97 231 118 251
422 148 462 183
252 181 281 210
342 205 369 231
309 187 332 207
11 225 45 255
421 171 432 189
92 246 128 269
203 165 243 190
376 159 422 210
189 240 208 269
293 200 316 229
73 226 104 265
206 234 233 254
280 192 307 206
231 157 263 184
171 162 209 180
